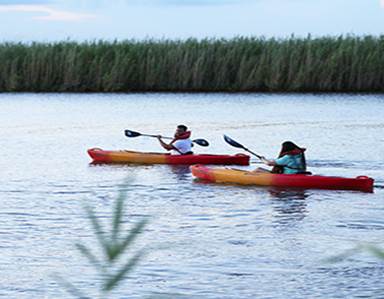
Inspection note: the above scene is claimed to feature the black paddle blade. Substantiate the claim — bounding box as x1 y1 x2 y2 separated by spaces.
193 139 209 147
124 130 141 138
223 135 244 149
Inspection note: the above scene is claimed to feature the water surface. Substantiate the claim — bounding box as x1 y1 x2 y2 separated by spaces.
0 93 383 298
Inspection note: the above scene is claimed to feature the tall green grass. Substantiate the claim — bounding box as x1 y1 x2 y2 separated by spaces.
1 36 384 92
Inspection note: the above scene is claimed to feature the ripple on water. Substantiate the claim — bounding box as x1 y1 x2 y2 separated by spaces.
1 93 384 298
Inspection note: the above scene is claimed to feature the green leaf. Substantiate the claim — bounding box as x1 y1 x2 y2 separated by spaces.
75 243 105 274
112 188 126 241
52 274 91 299
109 218 148 262
364 245 384 259
85 205 111 258
324 247 360 263
102 251 144 292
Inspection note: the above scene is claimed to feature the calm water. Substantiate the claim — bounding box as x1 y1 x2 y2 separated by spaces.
1 93 384 299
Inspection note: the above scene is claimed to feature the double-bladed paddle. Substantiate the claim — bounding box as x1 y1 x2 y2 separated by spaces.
125 129 209 147
223 134 263 159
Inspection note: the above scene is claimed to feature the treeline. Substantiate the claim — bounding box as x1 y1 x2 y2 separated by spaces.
0 36 384 92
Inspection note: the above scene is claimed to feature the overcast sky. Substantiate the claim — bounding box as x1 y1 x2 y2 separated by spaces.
0 0 383 41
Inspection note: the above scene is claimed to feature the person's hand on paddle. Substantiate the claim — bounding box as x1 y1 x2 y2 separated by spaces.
261 156 275 166
156 135 174 150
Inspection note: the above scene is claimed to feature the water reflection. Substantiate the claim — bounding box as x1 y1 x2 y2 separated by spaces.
268 188 309 225
168 165 191 182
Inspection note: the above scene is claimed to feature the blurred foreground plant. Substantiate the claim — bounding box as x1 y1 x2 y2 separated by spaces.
326 243 384 263
55 186 149 298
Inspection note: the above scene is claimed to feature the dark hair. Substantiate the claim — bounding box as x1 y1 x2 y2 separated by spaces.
281 141 301 154
177 125 188 132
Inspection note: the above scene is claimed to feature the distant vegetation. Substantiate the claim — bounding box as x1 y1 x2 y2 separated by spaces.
1 36 384 92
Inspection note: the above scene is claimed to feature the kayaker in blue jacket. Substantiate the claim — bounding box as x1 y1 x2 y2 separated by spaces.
255 141 307 174
157 125 193 155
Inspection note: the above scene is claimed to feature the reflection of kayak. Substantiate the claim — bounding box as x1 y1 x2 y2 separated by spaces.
87 148 250 165
190 165 374 193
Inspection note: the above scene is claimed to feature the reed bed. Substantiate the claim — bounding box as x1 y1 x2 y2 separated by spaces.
1 36 384 92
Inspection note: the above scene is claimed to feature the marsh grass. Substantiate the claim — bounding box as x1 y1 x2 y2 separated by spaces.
55 186 149 299
2 36 384 92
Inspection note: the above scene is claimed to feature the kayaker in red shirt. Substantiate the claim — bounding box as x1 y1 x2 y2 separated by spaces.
157 125 193 155
254 141 308 174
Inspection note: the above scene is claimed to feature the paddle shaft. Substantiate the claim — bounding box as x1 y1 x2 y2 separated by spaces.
140 133 173 140
242 147 263 160
223 135 263 160
125 129 209 146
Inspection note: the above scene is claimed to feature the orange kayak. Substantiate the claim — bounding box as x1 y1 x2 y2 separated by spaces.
190 164 374 193
87 148 250 165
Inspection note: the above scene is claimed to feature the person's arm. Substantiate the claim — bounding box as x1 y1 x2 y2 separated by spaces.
157 136 174 151
272 155 290 167
260 156 277 166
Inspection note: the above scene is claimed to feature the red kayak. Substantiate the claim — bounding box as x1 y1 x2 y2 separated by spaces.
87 148 250 165
191 165 374 193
